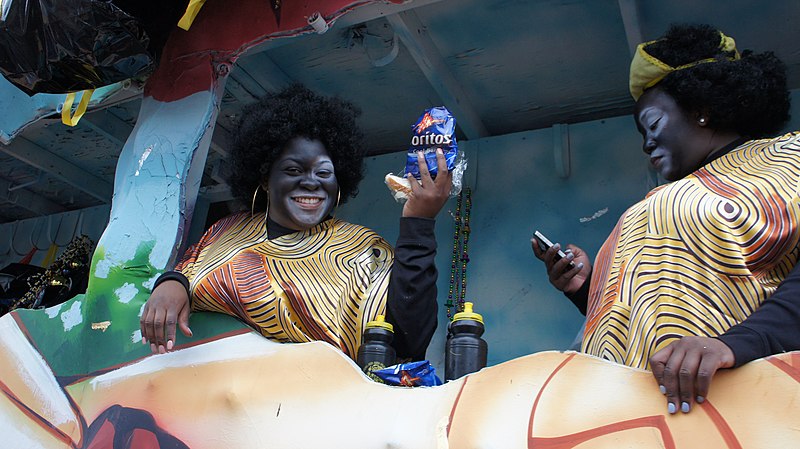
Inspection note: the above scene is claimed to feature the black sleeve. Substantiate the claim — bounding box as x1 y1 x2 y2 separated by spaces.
385 217 439 361
717 262 800 367
564 278 590 315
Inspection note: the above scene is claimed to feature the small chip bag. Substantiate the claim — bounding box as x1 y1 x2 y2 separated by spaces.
372 360 443 387
385 106 466 202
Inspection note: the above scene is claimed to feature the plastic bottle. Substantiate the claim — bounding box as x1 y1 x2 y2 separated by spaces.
445 302 487 381
357 315 396 382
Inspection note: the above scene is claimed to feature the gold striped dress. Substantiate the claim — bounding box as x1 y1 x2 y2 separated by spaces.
583 132 800 369
176 213 394 359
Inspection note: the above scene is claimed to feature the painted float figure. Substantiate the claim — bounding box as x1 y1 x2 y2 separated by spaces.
1 1 800 448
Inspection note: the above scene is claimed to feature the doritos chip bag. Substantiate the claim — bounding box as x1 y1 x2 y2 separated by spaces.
385 106 465 202
372 360 443 387
405 106 458 179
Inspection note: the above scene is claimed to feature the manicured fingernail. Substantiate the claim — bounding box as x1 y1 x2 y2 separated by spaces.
659 385 666 395
564 248 573 254
577 262 584 269
187 328 193 337
436 148 443 154
681 402 690 413
142 337 147 344
696 396 705 403
158 345 166 354
553 243 560 250
167 340 174 351
668 402 676 414
566 253 574 260
150 343 157 353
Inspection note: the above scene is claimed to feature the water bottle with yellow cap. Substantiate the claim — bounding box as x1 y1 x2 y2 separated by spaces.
445 302 488 381
357 315 397 382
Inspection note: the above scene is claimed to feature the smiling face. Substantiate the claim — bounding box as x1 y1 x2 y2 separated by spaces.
634 88 713 182
264 137 338 231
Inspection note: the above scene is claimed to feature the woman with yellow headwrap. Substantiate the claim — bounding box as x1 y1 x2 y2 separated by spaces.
533 23 800 416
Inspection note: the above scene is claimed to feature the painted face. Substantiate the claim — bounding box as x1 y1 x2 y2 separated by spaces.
265 137 338 231
634 88 711 182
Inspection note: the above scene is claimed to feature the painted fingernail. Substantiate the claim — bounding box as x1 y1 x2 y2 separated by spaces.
553 243 560 250
564 248 573 254
566 253 574 260
659 385 666 395
150 343 157 353
696 396 705 403
167 340 174 351
667 402 676 414
577 262 584 269
681 402 690 413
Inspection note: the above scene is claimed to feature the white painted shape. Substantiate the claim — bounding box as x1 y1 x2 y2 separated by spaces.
60 300 82 331
94 258 112 278
142 273 159 290
115 282 138 304
45 303 62 318
134 146 152 176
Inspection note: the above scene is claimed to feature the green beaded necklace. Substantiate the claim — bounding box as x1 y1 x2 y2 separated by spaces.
446 187 472 320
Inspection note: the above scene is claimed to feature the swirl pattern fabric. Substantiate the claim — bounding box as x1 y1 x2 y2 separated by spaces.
176 213 394 358
583 133 800 368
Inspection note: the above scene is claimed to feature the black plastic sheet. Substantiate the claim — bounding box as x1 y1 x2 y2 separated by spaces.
0 0 155 95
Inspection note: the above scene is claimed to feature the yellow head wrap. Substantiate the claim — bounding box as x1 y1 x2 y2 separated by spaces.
629 31 740 101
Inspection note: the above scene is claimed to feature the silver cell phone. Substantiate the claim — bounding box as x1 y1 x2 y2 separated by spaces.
534 230 576 269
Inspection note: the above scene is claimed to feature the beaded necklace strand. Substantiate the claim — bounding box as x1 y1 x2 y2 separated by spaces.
446 187 472 320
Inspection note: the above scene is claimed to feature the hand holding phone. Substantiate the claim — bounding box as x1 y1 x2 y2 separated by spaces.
533 230 576 269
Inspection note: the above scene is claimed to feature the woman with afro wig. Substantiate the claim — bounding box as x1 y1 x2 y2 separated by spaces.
141 84 451 365
533 23 800 415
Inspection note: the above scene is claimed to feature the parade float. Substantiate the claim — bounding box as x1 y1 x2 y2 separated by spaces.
1 1 799 447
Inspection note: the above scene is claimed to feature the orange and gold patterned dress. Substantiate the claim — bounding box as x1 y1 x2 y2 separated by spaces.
176 213 393 358
583 132 800 368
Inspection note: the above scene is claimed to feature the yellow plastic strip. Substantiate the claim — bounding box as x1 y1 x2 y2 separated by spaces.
178 0 208 31
61 89 94 127
41 243 58 267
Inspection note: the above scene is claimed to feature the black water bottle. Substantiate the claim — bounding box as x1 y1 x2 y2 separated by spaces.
445 302 488 381
357 315 396 381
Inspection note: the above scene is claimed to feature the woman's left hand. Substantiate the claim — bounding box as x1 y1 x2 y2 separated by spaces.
648 336 735 414
403 148 453 218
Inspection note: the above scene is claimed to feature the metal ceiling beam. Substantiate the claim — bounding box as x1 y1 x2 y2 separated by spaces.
225 74 261 106
210 159 232 185
0 137 112 202
210 125 232 158
199 184 234 203
235 53 292 93
386 10 489 140
82 109 134 147
0 176 67 216
618 0 644 57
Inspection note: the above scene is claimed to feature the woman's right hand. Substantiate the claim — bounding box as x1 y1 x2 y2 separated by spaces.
140 280 193 354
531 239 591 295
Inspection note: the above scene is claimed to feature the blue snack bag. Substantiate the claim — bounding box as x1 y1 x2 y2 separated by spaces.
372 360 443 387
405 106 458 179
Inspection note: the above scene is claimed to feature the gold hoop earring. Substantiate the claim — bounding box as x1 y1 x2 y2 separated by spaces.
264 190 270 236
251 186 260 219
331 189 341 221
